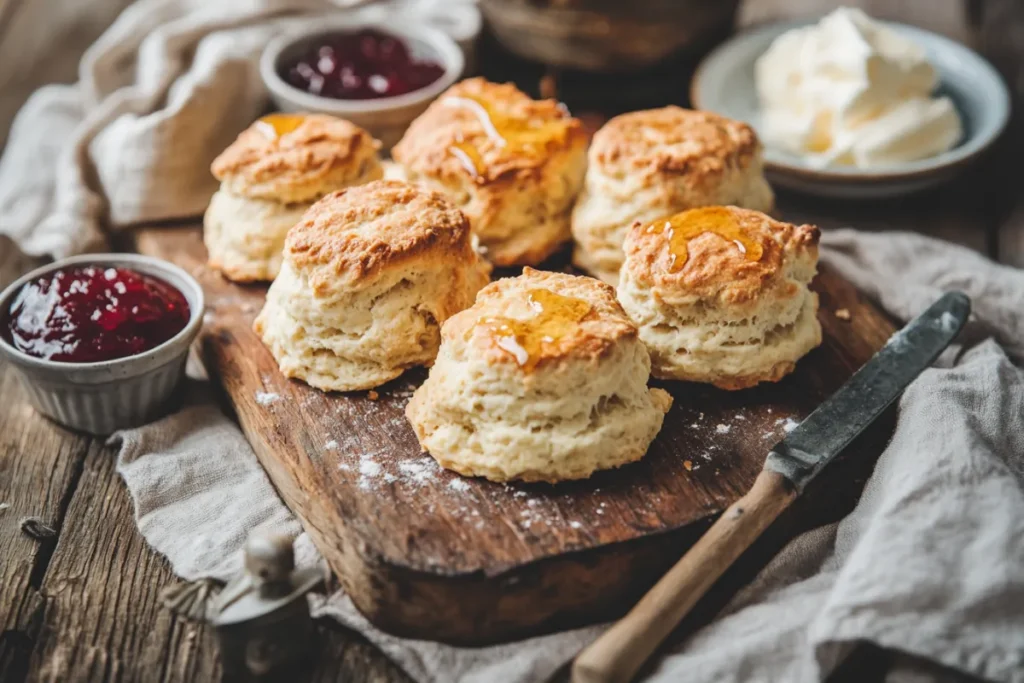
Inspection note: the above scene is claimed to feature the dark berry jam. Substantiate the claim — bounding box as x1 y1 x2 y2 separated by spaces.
3 266 190 363
282 29 445 100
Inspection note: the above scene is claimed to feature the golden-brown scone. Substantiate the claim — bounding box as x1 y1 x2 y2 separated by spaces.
254 180 491 392
571 107 775 285
392 78 588 267
204 113 383 282
617 206 821 389
406 268 672 483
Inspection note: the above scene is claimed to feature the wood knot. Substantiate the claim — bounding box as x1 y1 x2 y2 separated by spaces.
19 516 57 541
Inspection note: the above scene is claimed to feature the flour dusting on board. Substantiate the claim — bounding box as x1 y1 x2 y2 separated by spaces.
255 391 280 406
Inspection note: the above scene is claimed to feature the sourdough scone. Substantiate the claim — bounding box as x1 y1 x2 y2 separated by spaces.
254 180 491 391
205 113 383 282
392 78 588 267
406 268 672 483
571 107 775 285
617 206 821 390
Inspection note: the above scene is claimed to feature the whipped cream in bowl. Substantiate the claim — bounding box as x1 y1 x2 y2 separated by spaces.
690 7 1010 198
755 7 961 169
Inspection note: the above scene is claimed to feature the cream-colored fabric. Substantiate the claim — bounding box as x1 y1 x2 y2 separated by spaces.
0 0 480 259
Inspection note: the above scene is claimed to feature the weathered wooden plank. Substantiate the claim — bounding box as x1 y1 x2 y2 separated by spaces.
0 363 92 683
19 400 409 683
135 224 896 645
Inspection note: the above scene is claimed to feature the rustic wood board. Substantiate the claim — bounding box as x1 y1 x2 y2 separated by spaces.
136 225 896 645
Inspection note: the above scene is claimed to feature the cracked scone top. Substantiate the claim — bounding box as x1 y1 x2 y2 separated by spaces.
204 113 383 282
254 180 491 392
212 113 382 203
406 268 672 483
571 106 775 284
617 206 821 390
392 78 588 267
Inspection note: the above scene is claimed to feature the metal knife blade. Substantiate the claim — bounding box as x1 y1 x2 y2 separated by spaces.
765 291 971 491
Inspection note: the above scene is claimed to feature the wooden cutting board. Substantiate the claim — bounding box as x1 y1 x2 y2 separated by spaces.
136 225 896 646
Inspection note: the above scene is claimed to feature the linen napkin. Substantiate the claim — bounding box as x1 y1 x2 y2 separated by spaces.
0 0 479 259
110 229 1024 683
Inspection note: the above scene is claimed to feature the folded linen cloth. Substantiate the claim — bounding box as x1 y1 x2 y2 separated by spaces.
109 230 1024 683
0 0 479 259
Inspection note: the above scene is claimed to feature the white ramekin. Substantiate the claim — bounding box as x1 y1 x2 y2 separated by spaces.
0 254 205 435
260 18 465 150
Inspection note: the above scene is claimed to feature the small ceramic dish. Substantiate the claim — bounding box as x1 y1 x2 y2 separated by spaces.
691 20 1011 199
261 19 465 150
0 254 204 435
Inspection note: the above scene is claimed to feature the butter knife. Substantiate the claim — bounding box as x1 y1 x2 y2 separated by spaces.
572 291 971 683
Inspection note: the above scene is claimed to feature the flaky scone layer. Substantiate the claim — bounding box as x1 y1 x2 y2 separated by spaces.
617 206 821 389
392 78 588 266
212 113 383 204
406 269 672 483
254 181 491 391
571 107 774 284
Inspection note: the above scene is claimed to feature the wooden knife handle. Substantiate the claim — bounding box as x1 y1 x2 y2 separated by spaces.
571 469 797 683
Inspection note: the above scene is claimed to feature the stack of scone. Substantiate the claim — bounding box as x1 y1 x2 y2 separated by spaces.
210 91 825 485
392 78 588 266
254 180 490 391
617 206 821 390
572 106 775 285
406 268 672 482
205 113 383 281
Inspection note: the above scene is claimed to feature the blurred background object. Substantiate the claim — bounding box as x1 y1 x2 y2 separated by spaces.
479 0 741 73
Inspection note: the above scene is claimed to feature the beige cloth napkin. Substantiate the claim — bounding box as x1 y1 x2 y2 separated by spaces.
0 0 478 258
110 230 1024 683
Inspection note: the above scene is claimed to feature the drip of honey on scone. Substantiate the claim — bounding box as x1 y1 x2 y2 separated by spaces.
443 95 572 177
474 288 592 371
256 113 306 139
644 206 763 272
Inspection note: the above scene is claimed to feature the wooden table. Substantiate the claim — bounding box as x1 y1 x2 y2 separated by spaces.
1 1 1020 681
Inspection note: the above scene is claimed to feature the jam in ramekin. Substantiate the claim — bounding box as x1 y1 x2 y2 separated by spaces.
3 266 190 363
282 29 445 100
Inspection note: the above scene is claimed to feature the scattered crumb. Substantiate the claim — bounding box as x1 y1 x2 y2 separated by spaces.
325 440 339 450
367 390 379 401
683 460 693 471
734 415 746 421
338 463 352 471
690 423 700 429
835 308 851 321
782 418 799 433
202 311 214 325
715 424 731 434
240 302 256 314
255 391 280 406
569 521 583 530
448 478 471 492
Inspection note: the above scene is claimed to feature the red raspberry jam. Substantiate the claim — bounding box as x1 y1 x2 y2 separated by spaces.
3 266 190 363
282 29 445 100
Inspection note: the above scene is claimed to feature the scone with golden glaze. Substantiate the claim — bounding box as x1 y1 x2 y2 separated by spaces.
617 206 821 390
406 268 672 483
254 180 491 392
205 113 383 282
572 107 775 285
392 78 588 267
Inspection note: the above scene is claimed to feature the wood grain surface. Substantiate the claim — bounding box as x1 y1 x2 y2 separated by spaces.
136 225 897 644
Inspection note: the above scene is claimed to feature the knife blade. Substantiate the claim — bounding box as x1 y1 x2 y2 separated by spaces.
765 290 971 492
